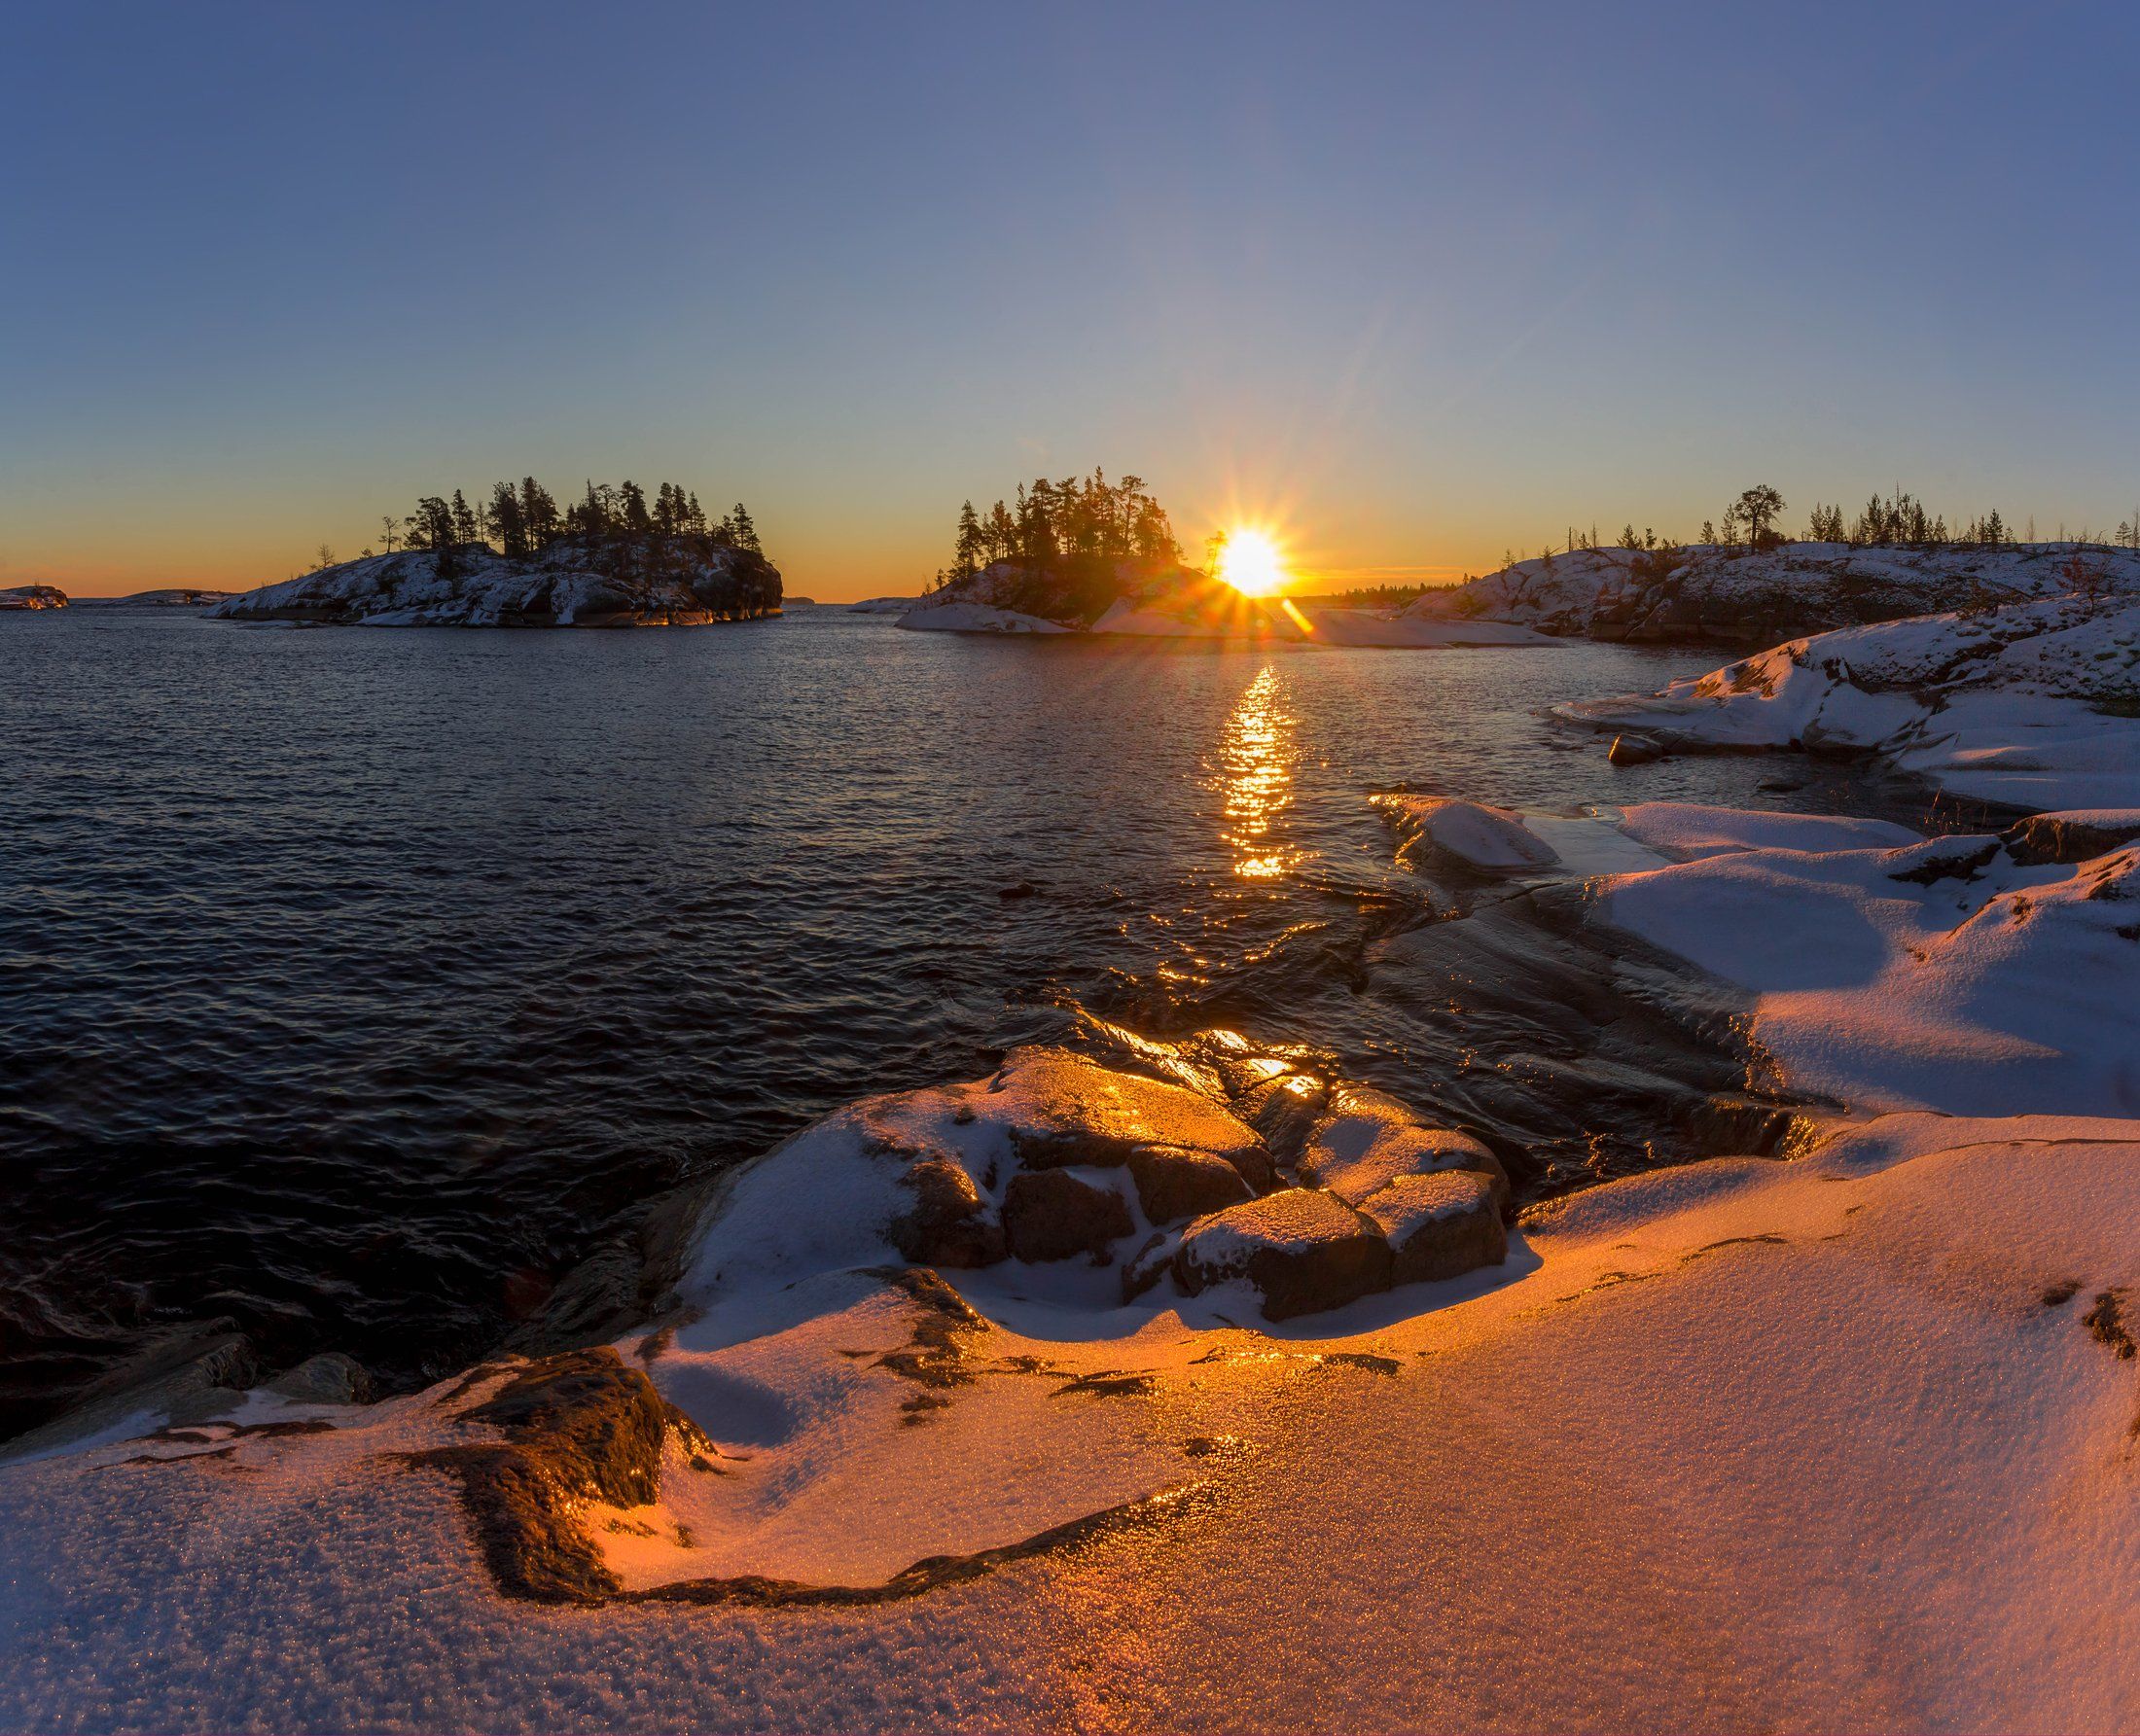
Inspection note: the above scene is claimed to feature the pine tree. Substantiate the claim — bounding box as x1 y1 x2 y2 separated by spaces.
954 500 983 577
730 503 761 553
450 489 477 546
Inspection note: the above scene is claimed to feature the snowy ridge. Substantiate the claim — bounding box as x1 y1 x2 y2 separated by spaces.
1557 594 2140 808
209 543 781 627
1410 539 2140 647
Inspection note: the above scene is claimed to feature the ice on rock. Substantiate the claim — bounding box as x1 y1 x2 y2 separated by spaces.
1380 795 1561 874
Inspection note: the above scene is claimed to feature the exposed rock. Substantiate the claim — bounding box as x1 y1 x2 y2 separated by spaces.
889 1157 1006 1269
411 1347 691 1605
211 541 781 628
1230 1072 1329 1161
1127 1145 1254 1224
2002 809 2140 867
1173 1189 1394 1321
1358 1172 1507 1285
1608 732 1664 765
265 1353 373 1405
1001 1169 1134 1263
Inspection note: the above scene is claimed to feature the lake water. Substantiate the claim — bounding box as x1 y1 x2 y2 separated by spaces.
0 606 1957 1437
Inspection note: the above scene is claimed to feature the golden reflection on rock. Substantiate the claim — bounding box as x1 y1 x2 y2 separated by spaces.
1215 666 1298 881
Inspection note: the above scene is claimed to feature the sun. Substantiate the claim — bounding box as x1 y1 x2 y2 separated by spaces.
1215 527 1287 597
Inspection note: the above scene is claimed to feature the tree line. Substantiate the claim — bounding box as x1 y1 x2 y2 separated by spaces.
1528 483 2076 568
942 470 1180 585
322 479 765 575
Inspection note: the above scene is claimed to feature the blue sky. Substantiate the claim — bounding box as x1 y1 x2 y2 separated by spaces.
5 0 2136 596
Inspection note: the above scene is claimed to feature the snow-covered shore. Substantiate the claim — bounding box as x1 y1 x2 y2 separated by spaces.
210 544 781 627
1411 539 2140 648
7 626 2140 1724
1558 594 2140 809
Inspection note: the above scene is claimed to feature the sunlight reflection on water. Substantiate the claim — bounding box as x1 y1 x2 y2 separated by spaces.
1214 665 1299 881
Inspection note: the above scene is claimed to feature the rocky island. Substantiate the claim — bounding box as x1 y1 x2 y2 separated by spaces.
1410 522 2140 649
74 588 236 608
211 478 780 627
896 473 1552 645
0 584 68 610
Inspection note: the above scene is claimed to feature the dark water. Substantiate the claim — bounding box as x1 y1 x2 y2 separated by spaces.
0 607 1952 1438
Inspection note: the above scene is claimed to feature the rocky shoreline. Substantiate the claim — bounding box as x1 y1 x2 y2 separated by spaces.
210 543 782 627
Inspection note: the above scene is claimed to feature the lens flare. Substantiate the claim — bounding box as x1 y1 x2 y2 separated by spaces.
1215 528 1287 597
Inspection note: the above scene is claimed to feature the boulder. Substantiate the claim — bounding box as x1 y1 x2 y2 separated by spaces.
1002 1169 1134 1263
1608 732 1664 765
889 1157 1006 1269
1127 1145 1254 1224
1358 1172 1507 1286
2001 809 2140 867
1173 1189 1394 1321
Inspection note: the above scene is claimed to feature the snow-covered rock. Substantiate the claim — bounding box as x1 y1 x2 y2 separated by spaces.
1559 594 2140 809
895 600 1069 634
209 542 781 627
1597 811 2140 1118
1411 540 2140 648
1356 1170 1507 1285
1378 794 1561 873
1172 1187 1393 1319
10 1098 2140 1729
843 595 920 613
0 584 66 610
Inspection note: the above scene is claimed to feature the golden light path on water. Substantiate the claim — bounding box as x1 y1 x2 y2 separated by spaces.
1216 665 1299 880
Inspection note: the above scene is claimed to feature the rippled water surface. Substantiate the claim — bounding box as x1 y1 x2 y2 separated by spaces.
1 607 1948 1436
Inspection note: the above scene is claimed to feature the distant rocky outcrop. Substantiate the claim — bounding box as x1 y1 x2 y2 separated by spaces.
74 588 235 608
1410 542 2140 649
210 542 781 627
898 558 1556 647
1558 592 2140 810
900 556 1223 635
0 584 67 611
